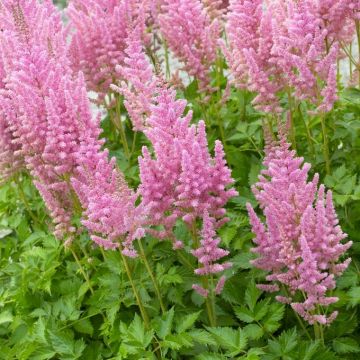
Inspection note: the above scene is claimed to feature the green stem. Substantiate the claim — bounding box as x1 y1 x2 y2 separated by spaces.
294 310 312 341
14 176 40 225
349 42 353 77
113 96 130 160
298 104 316 161
356 20 360 88
137 239 166 314
130 131 138 158
119 249 150 328
320 112 331 175
163 38 171 80
287 90 297 150
69 247 94 295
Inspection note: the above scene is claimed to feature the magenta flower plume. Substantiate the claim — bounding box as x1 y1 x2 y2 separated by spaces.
225 0 343 113
159 0 220 93
0 56 23 183
67 0 146 103
192 211 231 297
111 22 158 131
247 130 352 325
138 85 237 248
224 0 283 113
0 0 79 241
0 0 143 252
71 126 146 256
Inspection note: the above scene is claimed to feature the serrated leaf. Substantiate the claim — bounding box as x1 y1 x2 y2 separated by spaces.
206 327 248 356
245 283 262 311
73 318 94 335
234 306 255 323
262 303 284 333
188 329 217 346
243 324 264 340
333 337 360 354
155 307 174 339
176 311 201 333
126 314 154 348
195 354 226 360
267 328 298 357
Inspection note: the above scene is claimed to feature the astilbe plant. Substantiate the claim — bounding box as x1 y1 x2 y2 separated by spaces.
225 0 357 113
224 0 283 112
0 0 142 253
202 0 229 20
192 210 232 297
0 0 79 241
67 0 146 104
71 118 147 256
247 129 352 325
158 0 220 94
138 85 237 248
111 22 158 131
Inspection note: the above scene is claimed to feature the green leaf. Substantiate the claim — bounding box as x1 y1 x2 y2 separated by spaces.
262 303 285 333
206 327 248 356
155 307 175 339
73 317 94 336
126 314 154 348
348 286 360 307
0 310 13 325
48 330 85 359
243 324 264 340
188 329 217 346
176 311 202 334
333 337 360 354
244 283 262 311
267 328 298 358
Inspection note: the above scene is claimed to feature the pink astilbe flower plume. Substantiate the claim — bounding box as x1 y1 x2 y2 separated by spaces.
247 129 352 325
225 0 344 113
0 0 78 241
224 0 283 112
67 0 147 103
192 211 232 297
159 0 220 94
138 85 237 248
71 108 147 255
111 21 158 131
0 0 144 252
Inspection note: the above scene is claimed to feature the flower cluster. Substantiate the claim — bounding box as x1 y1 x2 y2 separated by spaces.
138 85 237 248
224 0 283 112
111 22 158 131
225 0 357 113
0 0 78 241
158 0 220 93
247 130 352 324
0 0 143 253
71 119 146 256
67 0 145 103
192 210 232 297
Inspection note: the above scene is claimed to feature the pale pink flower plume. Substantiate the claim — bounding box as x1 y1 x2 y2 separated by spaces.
67 0 146 104
159 0 220 94
192 211 231 297
247 129 352 325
